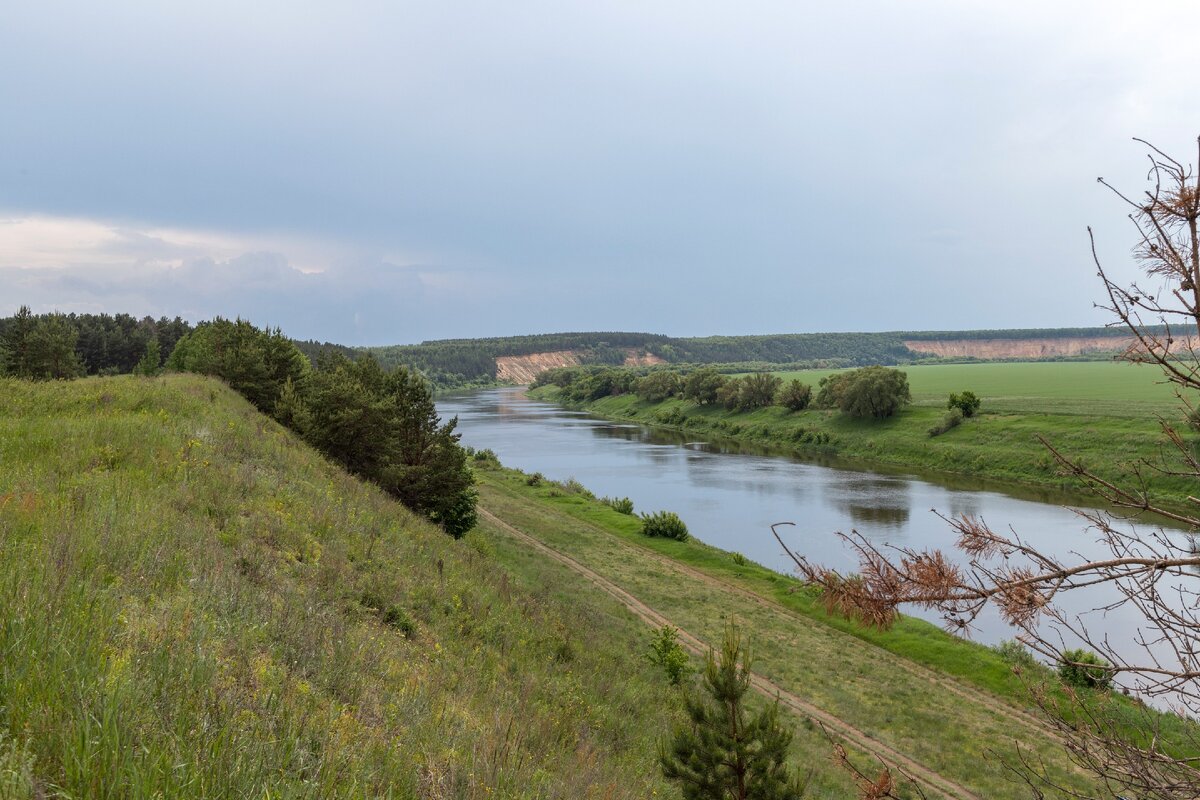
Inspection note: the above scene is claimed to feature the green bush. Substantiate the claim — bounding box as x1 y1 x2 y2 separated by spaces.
602 496 635 515
948 390 982 417
382 605 417 638
526 472 545 486
647 625 692 686
776 379 813 411
994 639 1038 671
928 408 964 437
1058 648 1112 690
731 552 748 567
815 366 911 419
634 371 683 402
640 511 689 541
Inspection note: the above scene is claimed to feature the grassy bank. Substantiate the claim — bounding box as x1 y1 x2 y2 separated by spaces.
472 465 1110 798
530 361 1198 506
0 375 690 799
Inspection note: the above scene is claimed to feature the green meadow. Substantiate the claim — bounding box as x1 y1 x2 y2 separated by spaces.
767 361 1183 417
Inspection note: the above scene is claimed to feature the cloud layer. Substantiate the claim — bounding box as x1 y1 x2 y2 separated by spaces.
2 2 1197 343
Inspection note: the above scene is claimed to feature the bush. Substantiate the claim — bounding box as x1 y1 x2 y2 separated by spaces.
640 510 689 541
382 605 416 638
776 379 812 411
634 371 683 402
948 390 982 417
602 496 635 515
817 366 910 419
526 472 544 486
738 372 782 411
647 625 692 686
683 368 727 405
1058 648 1112 690
731 552 748 566
928 408 964 437
995 639 1038 671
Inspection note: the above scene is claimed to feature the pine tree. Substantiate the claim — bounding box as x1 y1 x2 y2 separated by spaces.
661 624 808 800
134 338 161 376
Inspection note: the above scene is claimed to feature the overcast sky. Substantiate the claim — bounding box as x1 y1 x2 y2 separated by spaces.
3 2 1199 345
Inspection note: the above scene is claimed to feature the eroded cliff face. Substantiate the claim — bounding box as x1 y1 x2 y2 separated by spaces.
495 349 666 384
904 337 1131 359
495 351 581 384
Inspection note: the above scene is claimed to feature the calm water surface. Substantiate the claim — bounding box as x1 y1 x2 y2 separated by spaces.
439 387 1195 653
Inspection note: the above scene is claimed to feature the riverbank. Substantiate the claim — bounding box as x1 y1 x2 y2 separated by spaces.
473 463 1092 797
527 384 1198 510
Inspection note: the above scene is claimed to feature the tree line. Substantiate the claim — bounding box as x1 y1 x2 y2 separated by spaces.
534 365 912 420
0 307 193 379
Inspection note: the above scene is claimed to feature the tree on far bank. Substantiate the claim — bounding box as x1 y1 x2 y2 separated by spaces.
684 368 727 405
635 370 683 402
777 379 812 411
947 390 981 417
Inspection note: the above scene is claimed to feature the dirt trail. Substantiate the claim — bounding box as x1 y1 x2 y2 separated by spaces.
533 506 1059 743
480 507 985 800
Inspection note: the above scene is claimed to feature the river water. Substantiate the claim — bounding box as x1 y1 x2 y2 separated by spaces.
439 387 1195 656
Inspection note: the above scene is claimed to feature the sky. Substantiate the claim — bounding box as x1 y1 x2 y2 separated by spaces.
3 1 1200 346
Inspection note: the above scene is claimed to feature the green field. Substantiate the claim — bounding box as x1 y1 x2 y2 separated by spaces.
766 361 1184 418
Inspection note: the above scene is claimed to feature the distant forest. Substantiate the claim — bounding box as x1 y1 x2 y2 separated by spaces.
0 307 1140 389
368 326 1137 387
0 311 194 376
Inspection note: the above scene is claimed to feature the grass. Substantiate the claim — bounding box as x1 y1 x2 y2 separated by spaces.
767 361 1183 418
475 463 1200 797
531 361 1200 507
474 466 1105 798
0 374 695 799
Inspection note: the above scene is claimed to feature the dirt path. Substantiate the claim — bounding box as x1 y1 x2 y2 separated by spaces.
540 505 1060 743
480 507 985 800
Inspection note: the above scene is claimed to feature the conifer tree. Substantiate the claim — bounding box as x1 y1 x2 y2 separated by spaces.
661 624 807 800
135 338 161 376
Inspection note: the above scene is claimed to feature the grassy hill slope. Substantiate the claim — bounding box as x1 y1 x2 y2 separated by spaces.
0 375 688 799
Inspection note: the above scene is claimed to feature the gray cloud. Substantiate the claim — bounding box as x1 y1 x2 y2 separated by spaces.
1 2 1196 342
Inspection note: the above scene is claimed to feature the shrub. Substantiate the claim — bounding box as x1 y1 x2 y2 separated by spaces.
526 472 544 487
995 639 1038 671
1058 648 1112 690
683 368 727 405
838 366 911 419
647 625 692 686
634 371 683 402
948 390 982 417
776 379 812 411
382 605 416 638
738 372 783 411
731 552 748 567
602 496 635 515
640 510 689 541
928 408 964 437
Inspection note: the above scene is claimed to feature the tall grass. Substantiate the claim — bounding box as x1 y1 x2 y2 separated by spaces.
0 375 682 798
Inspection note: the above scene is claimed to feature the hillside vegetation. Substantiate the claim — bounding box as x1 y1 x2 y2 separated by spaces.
0 375 684 798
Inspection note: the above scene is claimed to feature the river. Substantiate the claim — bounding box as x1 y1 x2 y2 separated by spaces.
439 386 1195 657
